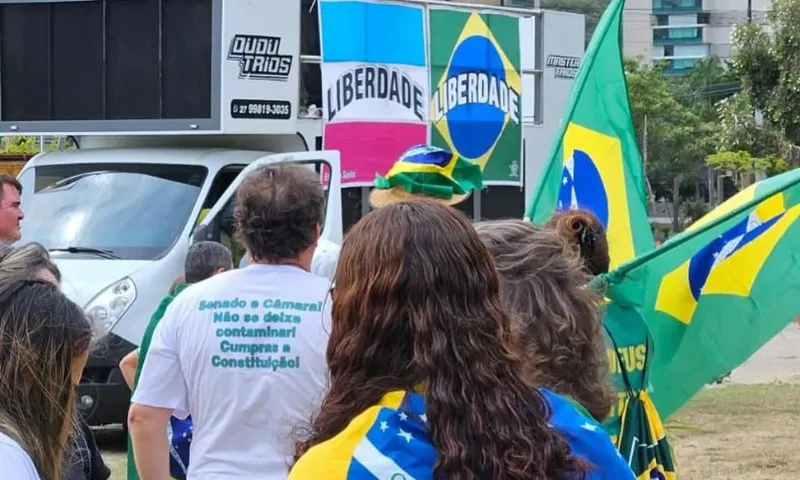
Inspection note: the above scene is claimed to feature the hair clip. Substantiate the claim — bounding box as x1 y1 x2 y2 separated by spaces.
578 225 597 251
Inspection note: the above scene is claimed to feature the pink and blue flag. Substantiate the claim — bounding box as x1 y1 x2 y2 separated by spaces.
319 0 429 186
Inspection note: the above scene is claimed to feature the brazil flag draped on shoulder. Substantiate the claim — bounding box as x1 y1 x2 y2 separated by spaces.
602 169 800 421
525 0 653 270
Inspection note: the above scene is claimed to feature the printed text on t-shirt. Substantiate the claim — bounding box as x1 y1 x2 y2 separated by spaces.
198 297 324 371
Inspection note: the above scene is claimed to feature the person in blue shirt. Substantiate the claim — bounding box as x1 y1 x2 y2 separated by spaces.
289 200 633 479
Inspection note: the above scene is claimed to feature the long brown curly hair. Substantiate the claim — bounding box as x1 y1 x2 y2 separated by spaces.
546 209 610 275
475 219 614 422
293 200 587 479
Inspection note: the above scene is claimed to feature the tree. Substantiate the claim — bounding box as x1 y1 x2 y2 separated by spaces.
625 59 717 232
681 197 709 225
731 0 800 152
540 0 610 44
668 56 742 206
713 92 783 155
706 150 787 190
672 56 738 121
711 29 792 195
0 136 41 154
0 136 76 154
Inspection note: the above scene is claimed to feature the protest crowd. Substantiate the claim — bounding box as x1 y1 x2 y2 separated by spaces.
3 0 800 477
0 145 651 479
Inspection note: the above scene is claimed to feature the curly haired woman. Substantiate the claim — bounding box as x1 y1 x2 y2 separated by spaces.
289 200 633 479
474 219 615 424
546 209 609 276
546 209 677 480
545 209 647 437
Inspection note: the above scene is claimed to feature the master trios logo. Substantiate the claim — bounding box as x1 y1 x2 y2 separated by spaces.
429 10 523 183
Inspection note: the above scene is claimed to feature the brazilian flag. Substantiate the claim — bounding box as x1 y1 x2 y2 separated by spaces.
525 0 671 477
616 390 676 480
526 0 653 270
602 169 800 420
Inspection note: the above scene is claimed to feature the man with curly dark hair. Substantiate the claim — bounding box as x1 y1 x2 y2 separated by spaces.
129 164 332 480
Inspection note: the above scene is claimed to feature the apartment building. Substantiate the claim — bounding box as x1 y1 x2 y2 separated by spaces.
624 0 771 73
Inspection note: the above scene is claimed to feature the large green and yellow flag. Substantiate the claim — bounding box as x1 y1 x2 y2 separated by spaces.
602 168 800 419
526 0 653 270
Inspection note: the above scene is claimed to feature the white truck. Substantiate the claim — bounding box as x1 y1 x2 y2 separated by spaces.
18 132 342 423
8 0 582 426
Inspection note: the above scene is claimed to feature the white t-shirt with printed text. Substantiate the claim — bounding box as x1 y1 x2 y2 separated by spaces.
133 264 331 479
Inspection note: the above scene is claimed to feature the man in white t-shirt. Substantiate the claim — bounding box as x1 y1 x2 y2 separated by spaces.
129 164 332 480
240 238 339 282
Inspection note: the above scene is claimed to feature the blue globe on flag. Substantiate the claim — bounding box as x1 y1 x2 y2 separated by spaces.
557 149 609 229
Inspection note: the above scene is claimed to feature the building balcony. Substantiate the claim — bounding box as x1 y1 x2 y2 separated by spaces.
653 26 704 45
653 0 703 14
666 57 700 74
652 56 703 74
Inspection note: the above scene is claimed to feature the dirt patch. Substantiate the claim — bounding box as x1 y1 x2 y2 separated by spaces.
670 384 800 479
93 426 126 480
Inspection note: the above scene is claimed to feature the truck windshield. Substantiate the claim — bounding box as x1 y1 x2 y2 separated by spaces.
22 163 208 260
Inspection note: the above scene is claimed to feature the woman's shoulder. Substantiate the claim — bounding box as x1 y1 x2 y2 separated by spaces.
288 402 391 479
539 389 635 479
290 391 435 480
0 432 40 479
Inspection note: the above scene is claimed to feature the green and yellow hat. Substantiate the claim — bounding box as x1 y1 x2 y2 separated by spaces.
369 145 484 208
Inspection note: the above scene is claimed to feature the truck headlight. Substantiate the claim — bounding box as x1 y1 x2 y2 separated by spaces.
84 277 137 334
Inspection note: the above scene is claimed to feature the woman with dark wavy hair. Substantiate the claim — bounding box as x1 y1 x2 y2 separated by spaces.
474 219 615 423
289 200 633 480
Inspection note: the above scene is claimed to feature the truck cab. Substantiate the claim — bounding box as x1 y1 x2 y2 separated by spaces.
17 136 342 425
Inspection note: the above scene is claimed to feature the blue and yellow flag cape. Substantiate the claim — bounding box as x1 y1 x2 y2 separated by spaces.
288 389 635 479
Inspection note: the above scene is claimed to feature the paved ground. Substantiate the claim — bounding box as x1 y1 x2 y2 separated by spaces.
727 323 800 384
